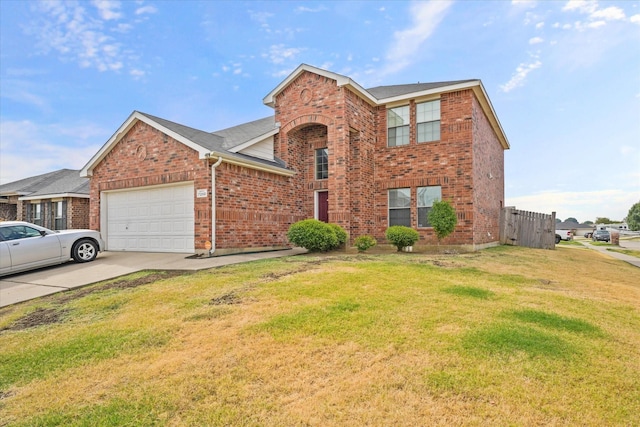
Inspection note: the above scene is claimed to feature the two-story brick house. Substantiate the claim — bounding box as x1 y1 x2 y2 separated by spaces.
80 64 509 254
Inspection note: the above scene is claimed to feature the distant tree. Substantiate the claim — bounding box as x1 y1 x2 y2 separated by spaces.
583 220 594 225
595 217 612 224
428 200 458 242
565 217 579 223
555 218 562 224
627 201 640 231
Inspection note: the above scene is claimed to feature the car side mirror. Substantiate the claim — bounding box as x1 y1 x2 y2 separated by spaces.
40 230 47 237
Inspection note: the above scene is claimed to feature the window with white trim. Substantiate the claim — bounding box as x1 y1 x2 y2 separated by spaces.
53 201 64 230
315 148 328 180
387 105 410 147
31 203 42 226
417 186 441 227
417 100 440 143
388 188 411 227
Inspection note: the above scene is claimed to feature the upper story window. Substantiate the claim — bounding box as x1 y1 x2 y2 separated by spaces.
387 105 410 147
388 188 411 227
315 148 328 180
417 100 440 143
417 186 442 227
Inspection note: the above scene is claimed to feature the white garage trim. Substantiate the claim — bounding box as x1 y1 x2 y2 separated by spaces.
101 182 195 253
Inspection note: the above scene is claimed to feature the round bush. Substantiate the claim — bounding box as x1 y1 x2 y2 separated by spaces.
354 235 377 252
287 219 341 252
385 226 420 251
328 223 348 246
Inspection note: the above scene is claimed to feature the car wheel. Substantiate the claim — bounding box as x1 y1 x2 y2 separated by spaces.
72 239 98 262
555 235 561 244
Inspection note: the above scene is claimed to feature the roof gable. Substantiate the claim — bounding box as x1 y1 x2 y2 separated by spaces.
81 111 222 177
263 63 378 107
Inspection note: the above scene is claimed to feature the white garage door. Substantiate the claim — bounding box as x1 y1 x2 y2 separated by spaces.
105 183 195 253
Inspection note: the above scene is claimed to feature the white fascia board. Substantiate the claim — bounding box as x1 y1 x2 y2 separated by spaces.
80 111 211 177
377 80 482 105
263 64 378 107
207 151 295 177
376 80 510 150
19 193 90 201
472 83 510 149
228 129 279 154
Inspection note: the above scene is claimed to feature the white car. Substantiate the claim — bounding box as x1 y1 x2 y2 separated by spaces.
0 221 105 276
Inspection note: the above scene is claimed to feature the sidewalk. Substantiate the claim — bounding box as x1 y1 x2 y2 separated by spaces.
576 238 640 268
0 248 307 308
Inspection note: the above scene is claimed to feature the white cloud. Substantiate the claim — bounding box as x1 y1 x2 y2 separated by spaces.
135 5 157 15
263 44 304 65
631 14 640 24
27 1 151 76
536 22 545 29
562 0 597 14
499 57 542 92
529 36 544 44
296 6 327 13
506 189 637 222
0 120 104 184
92 0 122 20
591 6 625 21
512 0 537 8
381 0 453 76
130 68 146 79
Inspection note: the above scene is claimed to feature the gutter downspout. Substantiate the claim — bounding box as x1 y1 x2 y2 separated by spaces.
209 156 223 256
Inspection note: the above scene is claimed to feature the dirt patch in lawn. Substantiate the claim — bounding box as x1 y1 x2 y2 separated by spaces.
56 270 192 304
0 307 69 331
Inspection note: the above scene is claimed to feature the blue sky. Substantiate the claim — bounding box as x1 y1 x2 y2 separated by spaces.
1 0 639 223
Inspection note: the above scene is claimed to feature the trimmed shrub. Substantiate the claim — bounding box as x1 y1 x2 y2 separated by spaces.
385 226 420 251
287 219 345 252
328 223 348 246
428 200 457 242
354 235 377 252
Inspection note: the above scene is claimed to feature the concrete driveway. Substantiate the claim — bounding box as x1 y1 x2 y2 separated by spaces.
0 249 306 307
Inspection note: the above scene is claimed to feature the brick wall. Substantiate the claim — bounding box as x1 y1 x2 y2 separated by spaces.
372 91 474 245
471 95 504 245
215 162 296 250
68 198 90 229
89 120 211 248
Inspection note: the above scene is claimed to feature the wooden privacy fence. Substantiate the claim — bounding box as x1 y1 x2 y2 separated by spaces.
500 207 556 250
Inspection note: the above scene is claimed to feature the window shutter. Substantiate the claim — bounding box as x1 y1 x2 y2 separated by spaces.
47 201 53 229
62 200 68 229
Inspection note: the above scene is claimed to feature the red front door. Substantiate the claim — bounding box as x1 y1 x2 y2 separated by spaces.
317 191 329 223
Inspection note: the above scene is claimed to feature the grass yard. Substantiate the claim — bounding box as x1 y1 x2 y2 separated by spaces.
1 245 639 426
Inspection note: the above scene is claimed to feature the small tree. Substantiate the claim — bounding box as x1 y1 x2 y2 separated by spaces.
565 217 579 224
385 226 419 251
595 217 612 224
627 201 640 231
428 200 457 242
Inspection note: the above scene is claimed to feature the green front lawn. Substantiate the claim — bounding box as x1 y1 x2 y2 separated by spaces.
1 246 639 426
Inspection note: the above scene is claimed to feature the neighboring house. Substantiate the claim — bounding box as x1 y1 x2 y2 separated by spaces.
0 169 90 229
81 64 509 255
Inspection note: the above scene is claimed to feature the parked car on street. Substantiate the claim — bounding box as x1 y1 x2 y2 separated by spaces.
584 231 593 238
555 229 573 244
592 230 611 242
0 221 105 276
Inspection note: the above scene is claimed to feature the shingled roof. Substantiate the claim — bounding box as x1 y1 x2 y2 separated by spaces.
0 169 89 199
365 80 478 100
